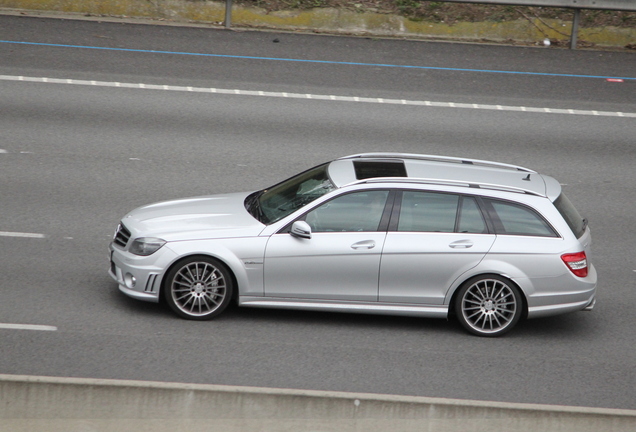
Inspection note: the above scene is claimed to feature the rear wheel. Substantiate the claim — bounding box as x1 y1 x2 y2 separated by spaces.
455 275 522 337
164 256 233 320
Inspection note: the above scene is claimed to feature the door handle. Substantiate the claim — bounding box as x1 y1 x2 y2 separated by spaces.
449 240 473 249
351 240 376 250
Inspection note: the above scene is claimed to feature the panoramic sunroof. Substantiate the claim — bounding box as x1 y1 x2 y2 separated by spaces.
353 160 407 180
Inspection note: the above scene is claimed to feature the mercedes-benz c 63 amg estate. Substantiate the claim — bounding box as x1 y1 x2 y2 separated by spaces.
109 153 596 336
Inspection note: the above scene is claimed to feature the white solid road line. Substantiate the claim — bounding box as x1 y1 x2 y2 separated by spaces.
0 231 46 239
0 323 57 331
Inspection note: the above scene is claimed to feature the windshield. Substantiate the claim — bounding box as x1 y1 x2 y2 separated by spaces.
246 163 336 224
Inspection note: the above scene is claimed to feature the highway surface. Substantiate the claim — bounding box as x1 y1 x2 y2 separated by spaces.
0 14 635 410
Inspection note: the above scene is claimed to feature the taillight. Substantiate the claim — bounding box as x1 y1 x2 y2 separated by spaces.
561 252 588 277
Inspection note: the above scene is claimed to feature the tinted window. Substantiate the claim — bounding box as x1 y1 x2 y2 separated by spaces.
398 192 459 232
304 190 389 232
457 197 487 234
554 193 585 238
258 163 336 224
353 161 407 180
485 199 557 237
397 192 488 233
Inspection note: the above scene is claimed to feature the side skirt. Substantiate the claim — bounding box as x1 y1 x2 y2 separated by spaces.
238 296 448 319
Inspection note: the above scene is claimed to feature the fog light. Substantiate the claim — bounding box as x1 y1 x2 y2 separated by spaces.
124 273 137 288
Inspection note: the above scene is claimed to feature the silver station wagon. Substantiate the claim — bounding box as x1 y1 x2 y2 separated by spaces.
109 153 597 336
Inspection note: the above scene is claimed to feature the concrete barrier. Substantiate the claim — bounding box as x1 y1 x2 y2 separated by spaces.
1 374 635 432
1 0 635 48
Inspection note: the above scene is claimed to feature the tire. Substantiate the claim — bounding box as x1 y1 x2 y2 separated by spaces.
455 275 523 337
163 256 233 320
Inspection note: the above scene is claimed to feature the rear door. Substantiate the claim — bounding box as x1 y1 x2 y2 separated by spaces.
379 191 495 304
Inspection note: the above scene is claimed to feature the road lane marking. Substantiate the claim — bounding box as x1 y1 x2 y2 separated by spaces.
1 74 634 118
0 231 46 239
1 40 635 81
0 323 57 331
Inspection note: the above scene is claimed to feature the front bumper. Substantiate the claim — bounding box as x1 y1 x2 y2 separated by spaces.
109 242 177 303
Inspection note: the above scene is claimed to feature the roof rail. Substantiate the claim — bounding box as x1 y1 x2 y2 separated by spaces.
340 153 537 173
351 177 546 197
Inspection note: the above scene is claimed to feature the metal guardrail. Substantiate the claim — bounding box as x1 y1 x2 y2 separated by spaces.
441 1 636 48
440 0 636 11
223 0 635 49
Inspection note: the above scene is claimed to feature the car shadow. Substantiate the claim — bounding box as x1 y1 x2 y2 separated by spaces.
511 313 597 339
105 281 174 319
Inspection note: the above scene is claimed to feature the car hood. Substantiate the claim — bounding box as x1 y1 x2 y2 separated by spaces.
121 192 265 241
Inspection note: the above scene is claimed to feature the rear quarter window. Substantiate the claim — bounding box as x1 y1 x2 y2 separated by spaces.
483 198 558 237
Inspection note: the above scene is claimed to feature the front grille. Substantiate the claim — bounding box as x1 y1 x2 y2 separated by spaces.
113 223 131 248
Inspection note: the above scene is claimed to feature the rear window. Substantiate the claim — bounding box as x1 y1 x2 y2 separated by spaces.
554 193 586 238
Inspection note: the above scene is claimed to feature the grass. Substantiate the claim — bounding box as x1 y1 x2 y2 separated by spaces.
235 0 635 28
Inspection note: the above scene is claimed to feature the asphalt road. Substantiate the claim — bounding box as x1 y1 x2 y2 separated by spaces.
0 15 635 410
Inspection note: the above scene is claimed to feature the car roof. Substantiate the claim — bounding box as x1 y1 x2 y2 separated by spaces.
327 153 562 200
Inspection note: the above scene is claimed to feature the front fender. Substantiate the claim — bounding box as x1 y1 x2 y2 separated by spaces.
164 237 268 297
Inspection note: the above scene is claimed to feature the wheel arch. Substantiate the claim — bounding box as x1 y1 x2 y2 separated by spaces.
447 272 528 320
159 252 241 305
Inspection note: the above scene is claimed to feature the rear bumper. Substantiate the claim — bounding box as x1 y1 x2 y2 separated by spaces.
527 294 595 318
520 264 597 319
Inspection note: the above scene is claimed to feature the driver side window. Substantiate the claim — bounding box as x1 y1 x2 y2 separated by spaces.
304 190 389 233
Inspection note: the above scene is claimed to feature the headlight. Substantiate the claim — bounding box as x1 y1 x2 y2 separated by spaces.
129 237 166 256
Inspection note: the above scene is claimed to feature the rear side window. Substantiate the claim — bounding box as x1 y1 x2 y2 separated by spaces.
484 199 558 237
397 192 487 234
554 193 586 238
398 192 458 232
457 197 487 234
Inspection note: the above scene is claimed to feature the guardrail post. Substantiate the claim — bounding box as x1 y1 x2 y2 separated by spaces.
225 0 233 29
570 8 580 49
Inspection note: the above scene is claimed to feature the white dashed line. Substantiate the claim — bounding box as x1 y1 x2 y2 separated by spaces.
0 231 46 239
1 74 634 118
0 323 57 332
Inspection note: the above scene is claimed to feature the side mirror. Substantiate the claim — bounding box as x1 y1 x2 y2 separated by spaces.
290 221 312 239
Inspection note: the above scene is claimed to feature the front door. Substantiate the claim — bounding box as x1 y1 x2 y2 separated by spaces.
264 190 390 301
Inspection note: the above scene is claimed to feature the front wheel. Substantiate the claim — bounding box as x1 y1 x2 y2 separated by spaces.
455 275 523 337
163 256 233 320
